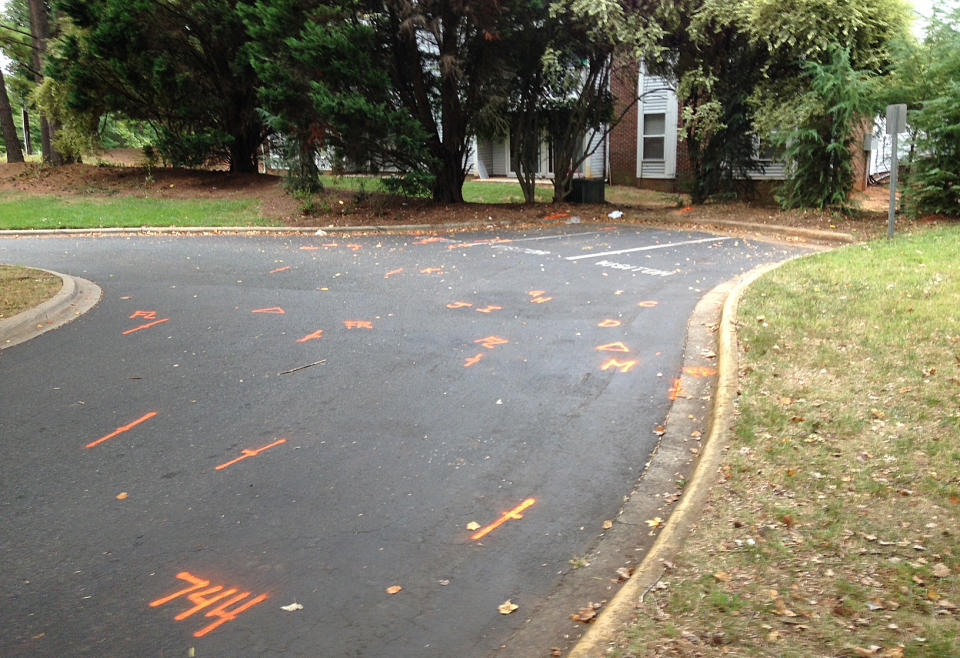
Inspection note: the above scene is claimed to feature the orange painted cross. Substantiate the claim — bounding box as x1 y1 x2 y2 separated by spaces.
85 411 157 448
471 498 536 540
344 320 373 329
463 353 485 368
215 438 287 471
446 301 473 309
474 336 509 350
475 305 502 314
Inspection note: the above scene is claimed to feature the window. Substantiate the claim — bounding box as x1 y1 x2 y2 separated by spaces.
642 113 666 161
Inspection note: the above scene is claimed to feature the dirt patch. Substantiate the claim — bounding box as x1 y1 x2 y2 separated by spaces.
1 151 954 239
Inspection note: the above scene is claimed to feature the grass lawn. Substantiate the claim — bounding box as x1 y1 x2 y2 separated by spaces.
0 192 271 230
317 174 676 206
616 226 960 657
0 265 62 320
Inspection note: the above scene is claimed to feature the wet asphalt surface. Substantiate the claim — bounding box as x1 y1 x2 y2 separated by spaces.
0 226 805 656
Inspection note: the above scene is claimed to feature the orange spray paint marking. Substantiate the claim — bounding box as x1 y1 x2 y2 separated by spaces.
412 237 447 245
251 307 286 314
446 301 473 309
528 290 552 303
150 572 209 607
601 358 638 373
194 592 269 637
475 336 509 350
463 353 485 368
471 498 536 540
384 268 404 279
475 305 502 314
637 300 659 308
528 290 546 297
322 243 339 247
269 266 291 274
344 320 373 329
296 329 324 343
419 267 443 274
150 571 268 638
597 319 622 328
86 411 157 448
668 378 687 401
129 310 157 320
346 244 363 252
215 438 287 471
447 243 475 250
542 213 569 220
123 318 169 334
596 341 631 353
299 246 320 251
683 366 717 377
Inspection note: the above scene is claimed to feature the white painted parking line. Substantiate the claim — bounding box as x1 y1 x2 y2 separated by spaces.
564 236 733 261
503 230 607 243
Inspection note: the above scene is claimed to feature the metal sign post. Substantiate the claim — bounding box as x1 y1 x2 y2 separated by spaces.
886 104 906 239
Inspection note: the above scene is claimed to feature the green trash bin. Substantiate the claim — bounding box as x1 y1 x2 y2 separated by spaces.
569 178 605 203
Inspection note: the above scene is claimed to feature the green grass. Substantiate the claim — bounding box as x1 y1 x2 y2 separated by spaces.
616 225 960 657
0 192 271 230
318 174 555 204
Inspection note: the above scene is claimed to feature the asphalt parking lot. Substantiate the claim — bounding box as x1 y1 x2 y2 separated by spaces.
0 226 807 656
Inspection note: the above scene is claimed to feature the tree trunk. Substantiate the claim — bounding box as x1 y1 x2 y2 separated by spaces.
0 69 25 163
431 151 465 203
28 0 62 165
22 106 32 155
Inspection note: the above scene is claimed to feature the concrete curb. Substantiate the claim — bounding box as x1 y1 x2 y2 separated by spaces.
668 218 856 244
0 268 102 350
566 258 794 658
0 218 856 244
0 221 514 238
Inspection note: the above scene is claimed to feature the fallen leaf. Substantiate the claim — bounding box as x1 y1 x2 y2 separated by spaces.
713 571 732 582
778 397 793 405
937 599 957 610
385 585 403 595
115 492 128 500
767 630 781 642
932 563 951 578
498 600 518 615
280 602 304 612
646 517 664 529
614 567 632 582
570 607 597 623
871 409 886 419
852 647 881 657
466 521 481 531
653 425 666 436
602 520 613 530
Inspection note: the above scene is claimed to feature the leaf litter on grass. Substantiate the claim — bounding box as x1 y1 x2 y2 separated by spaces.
612 227 960 657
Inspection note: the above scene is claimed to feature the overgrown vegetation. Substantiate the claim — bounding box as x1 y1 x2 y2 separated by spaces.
616 226 960 657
